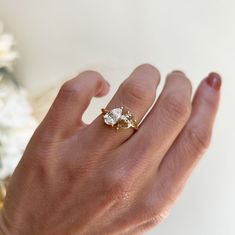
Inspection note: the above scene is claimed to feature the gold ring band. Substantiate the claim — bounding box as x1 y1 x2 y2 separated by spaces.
101 107 138 130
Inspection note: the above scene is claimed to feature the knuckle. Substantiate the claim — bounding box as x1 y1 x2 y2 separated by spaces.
120 81 155 106
57 80 84 103
58 71 104 102
103 172 131 202
162 93 191 123
59 81 77 96
186 125 211 154
57 82 77 103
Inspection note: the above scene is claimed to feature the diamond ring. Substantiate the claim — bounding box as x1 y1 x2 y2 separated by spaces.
101 107 138 130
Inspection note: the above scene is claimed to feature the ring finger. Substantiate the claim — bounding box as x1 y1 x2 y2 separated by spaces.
82 64 161 150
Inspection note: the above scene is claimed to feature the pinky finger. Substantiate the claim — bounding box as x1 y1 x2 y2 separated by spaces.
157 73 221 199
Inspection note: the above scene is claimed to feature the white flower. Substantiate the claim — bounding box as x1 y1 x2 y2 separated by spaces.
0 79 37 179
0 21 18 71
0 21 31 180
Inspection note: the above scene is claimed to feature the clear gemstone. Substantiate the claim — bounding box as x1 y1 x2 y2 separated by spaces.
103 107 123 126
118 114 132 128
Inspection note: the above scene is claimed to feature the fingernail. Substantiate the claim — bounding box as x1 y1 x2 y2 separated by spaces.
171 70 186 76
206 72 222 90
105 81 110 88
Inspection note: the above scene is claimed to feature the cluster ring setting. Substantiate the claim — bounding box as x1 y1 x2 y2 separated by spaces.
101 107 138 130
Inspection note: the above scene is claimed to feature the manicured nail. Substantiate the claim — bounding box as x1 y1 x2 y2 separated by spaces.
206 72 222 90
171 70 186 76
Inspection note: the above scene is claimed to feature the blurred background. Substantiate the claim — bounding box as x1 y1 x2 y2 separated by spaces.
0 0 234 234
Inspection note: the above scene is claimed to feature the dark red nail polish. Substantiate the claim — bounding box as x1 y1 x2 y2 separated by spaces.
206 72 222 90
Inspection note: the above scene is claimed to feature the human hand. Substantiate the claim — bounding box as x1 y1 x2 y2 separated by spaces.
0 64 221 235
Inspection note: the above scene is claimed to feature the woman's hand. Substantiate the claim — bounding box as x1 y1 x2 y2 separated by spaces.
0 64 221 235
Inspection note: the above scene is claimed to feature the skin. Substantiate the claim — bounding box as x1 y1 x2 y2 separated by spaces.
0 64 221 235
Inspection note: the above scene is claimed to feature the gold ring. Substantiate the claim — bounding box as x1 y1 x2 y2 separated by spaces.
101 107 138 130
